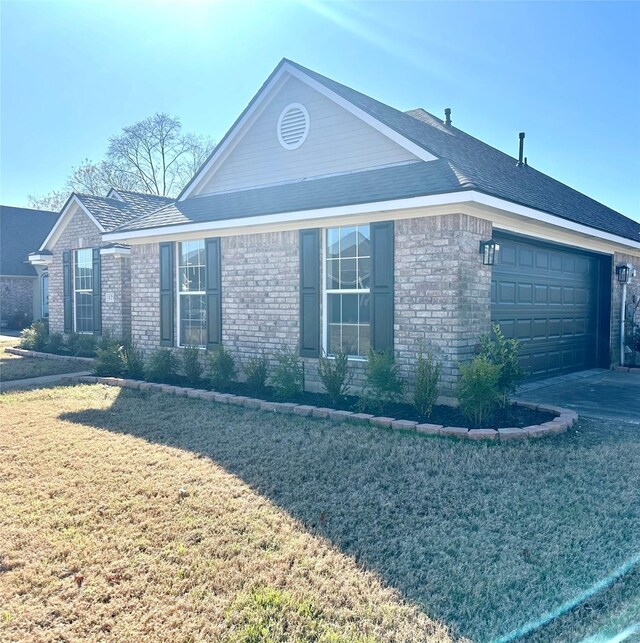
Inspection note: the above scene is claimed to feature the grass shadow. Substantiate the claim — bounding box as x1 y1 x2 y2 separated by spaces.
61 387 640 642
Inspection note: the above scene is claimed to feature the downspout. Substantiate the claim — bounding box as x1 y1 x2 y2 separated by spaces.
621 281 627 367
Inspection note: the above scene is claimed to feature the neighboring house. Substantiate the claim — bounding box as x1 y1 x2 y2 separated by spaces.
1 205 58 328
32 59 640 392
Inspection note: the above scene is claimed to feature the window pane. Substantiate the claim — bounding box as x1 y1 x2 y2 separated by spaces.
359 325 370 355
358 258 370 289
357 225 371 257
179 240 205 292
340 226 357 258
75 292 93 333
326 259 339 289
342 294 358 324
327 294 341 323
180 294 206 347
328 324 341 354
340 258 356 289
327 228 340 259
359 293 370 323
341 325 358 355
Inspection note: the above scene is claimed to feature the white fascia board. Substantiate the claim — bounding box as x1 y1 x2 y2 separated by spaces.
179 63 435 200
28 253 53 266
103 190 640 253
39 196 106 250
100 246 131 257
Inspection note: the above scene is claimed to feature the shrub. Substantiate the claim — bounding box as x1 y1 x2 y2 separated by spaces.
122 342 145 379
45 332 66 355
318 351 352 406
94 342 125 377
182 345 204 387
478 323 526 406
243 353 269 395
207 346 237 392
66 332 97 357
360 348 404 415
271 347 304 399
19 320 48 352
413 350 441 418
457 356 501 427
144 348 179 384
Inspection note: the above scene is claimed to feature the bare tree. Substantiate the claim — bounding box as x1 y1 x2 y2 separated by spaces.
27 113 215 207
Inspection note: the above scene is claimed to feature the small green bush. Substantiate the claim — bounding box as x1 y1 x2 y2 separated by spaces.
457 356 501 427
144 348 180 384
94 342 125 377
19 320 48 352
271 347 304 399
207 346 237 392
413 350 441 418
122 342 145 380
478 323 526 406
45 332 66 355
360 348 404 415
318 351 352 407
66 332 97 357
243 353 269 395
182 345 204 387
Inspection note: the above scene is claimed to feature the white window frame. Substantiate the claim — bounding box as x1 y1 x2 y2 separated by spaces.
322 225 371 360
176 240 207 349
73 248 93 334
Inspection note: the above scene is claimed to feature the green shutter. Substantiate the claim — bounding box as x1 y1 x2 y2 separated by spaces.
159 242 174 347
205 237 222 349
63 250 73 333
370 221 394 353
299 229 321 358
92 248 101 336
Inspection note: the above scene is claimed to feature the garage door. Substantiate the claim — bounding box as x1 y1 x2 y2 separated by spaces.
491 233 604 379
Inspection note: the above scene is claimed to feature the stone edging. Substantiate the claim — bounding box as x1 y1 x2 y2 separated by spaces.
612 365 640 374
5 347 95 365
66 375 578 441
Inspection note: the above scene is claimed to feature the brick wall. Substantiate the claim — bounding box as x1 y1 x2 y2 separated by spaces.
101 254 132 340
128 213 492 395
0 276 35 325
611 251 640 366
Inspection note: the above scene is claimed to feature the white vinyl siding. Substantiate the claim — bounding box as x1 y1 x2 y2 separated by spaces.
177 240 207 347
197 76 418 195
74 248 93 333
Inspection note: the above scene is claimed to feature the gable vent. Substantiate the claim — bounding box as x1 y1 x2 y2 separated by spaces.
277 103 310 150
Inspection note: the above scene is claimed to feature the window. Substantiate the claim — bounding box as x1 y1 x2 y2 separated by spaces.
325 224 370 357
41 272 49 319
74 249 93 333
178 240 207 347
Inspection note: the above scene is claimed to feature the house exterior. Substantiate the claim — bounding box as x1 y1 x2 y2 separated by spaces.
33 59 640 392
1 205 58 328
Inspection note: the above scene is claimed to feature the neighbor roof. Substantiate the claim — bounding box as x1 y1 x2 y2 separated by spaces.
1 205 58 276
114 59 640 243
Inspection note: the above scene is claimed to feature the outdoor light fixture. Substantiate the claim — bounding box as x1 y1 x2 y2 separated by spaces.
616 265 630 284
479 239 499 266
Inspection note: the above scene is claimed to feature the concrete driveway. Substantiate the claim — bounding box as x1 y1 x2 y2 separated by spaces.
516 369 640 423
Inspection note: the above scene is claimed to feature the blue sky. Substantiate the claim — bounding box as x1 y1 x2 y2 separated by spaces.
1 0 639 220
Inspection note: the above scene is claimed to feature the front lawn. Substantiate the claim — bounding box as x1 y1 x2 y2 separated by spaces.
0 352 87 381
1 385 639 642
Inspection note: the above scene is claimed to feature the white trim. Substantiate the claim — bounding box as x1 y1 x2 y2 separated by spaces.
100 246 131 258
28 253 53 266
39 195 106 251
103 190 640 253
73 248 94 334
105 188 125 201
176 240 207 348
179 62 434 200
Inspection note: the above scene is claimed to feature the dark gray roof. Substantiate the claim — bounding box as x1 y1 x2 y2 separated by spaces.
73 191 174 231
115 160 467 231
0 205 57 276
116 59 640 243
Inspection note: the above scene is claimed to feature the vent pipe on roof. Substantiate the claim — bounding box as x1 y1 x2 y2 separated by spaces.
517 132 525 167
444 108 452 127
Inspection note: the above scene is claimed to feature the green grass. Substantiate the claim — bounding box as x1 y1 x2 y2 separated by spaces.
2 384 639 642
0 352 86 381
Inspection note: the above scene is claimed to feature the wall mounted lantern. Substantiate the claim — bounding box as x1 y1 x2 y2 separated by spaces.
479 239 500 266
616 265 630 284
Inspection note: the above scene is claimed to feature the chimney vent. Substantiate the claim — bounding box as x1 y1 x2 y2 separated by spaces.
517 132 525 167
444 108 452 127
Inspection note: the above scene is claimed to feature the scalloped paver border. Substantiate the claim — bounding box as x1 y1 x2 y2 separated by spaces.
65 375 578 441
